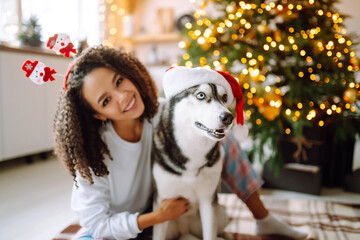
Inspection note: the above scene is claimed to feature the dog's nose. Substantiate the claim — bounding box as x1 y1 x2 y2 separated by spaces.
219 112 233 126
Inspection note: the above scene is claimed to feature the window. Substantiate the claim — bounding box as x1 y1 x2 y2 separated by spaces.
0 0 100 46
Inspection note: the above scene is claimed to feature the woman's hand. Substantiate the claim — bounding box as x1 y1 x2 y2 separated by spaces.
156 196 190 222
137 196 190 230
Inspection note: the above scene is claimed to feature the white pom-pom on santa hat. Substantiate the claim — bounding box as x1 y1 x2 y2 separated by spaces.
163 66 248 141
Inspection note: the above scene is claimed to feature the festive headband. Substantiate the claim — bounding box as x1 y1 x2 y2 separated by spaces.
21 33 76 89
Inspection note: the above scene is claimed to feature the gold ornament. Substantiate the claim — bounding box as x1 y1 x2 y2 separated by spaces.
274 29 282 42
199 42 211 51
350 57 359 66
343 88 357 104
253 91 282 121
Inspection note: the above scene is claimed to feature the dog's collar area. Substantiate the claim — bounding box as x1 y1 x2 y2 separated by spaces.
195 122 225 139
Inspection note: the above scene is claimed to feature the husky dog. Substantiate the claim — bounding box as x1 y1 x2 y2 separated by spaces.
152 75 235 240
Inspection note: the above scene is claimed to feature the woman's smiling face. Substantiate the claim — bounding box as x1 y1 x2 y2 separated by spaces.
82 67 145 122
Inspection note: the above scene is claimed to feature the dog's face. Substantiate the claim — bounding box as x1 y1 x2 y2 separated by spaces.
173 83 233 141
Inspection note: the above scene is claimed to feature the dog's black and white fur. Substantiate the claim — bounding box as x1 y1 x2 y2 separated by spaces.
152 83 233 240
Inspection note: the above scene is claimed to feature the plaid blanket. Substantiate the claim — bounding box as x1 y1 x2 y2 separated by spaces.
53 193 360 240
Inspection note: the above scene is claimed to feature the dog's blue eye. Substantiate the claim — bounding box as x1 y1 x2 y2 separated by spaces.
196 92 206 100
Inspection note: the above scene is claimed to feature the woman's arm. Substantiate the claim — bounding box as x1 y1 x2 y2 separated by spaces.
137 197 190 230
71 175 142 239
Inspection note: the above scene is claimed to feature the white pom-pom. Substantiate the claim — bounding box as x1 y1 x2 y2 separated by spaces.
232 124 249 142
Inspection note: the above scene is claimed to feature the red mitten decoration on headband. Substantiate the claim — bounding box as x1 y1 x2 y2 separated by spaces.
46 33 77 57
22 60 57 85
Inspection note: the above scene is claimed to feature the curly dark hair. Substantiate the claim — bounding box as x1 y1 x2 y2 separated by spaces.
53 45 159 184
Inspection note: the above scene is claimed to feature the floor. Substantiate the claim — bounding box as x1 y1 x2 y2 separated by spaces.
0 154 359 240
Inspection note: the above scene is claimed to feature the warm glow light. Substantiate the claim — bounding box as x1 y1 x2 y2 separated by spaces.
213 60 220 67
182 53 190 60
109 27 117 35
213 50 220 56
221 57 229 64
249 59 257 66
178 41 186 49
110 4 118 11
197 36 205 44
185 61 193 67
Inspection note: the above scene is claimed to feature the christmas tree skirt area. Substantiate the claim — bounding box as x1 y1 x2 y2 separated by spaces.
262 161 322 195
262 124 356 194
52 194 360 240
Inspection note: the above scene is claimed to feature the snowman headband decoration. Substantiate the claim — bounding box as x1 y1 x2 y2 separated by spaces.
21 33 77 90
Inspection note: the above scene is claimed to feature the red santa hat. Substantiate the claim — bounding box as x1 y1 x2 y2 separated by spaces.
21 60 38 77
162 66 248 141
46 34 58 49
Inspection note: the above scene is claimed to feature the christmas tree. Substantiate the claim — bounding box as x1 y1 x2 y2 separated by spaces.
179 0 360 170
18 16 42 47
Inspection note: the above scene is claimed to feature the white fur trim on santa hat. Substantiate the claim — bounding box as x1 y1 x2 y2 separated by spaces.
163 66 234 107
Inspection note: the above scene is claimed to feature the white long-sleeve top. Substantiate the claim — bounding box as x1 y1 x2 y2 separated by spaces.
71 119 154 239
